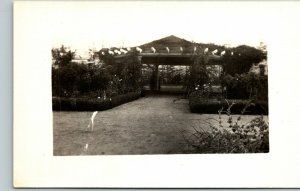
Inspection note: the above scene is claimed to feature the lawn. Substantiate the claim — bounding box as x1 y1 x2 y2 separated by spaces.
53 95 268 155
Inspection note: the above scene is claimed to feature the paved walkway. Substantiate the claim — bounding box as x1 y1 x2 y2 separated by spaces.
53 95 257 155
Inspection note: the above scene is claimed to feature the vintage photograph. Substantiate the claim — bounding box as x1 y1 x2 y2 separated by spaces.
52 36 268 155
14 1 300 187
48 2 269 156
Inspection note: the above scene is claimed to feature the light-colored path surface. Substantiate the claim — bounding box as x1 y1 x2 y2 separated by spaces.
53 95 260 155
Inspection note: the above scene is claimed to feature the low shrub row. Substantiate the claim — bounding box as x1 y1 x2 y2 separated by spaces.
189 91 268 115
52 92 141 111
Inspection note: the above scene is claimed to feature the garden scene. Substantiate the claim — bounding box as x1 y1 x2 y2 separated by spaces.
52 35 268 155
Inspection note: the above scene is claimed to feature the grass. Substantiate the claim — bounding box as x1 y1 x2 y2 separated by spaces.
53 96 267 155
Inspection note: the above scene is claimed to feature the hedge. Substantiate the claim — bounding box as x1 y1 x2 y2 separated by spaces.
189 91 268 115
52 92 141 111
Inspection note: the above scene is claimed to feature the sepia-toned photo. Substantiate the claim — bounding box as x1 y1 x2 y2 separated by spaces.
17 1 300 188
52 35 268 155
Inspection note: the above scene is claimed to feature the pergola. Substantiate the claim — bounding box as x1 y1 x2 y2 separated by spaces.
102 35 224 91
114 53 222 90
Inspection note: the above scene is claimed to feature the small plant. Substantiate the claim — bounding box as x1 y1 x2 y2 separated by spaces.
181 100 269 153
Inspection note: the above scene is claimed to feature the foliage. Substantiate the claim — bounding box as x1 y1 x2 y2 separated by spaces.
222 73 268 100
98 52 142 95
52 92 141 111
189 91 268 114
52 45 76 67
187 54 209 94
222 45 266 75
52 46 142 98
181 100 269 153
52 63 111 97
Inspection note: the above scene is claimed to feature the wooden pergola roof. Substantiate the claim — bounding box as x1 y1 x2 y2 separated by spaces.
101 35 223 65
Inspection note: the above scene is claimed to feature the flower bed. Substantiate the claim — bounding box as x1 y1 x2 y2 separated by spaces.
52 92 141 111
189 91 268 114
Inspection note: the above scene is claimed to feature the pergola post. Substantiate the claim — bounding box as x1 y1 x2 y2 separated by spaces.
155 64 160 90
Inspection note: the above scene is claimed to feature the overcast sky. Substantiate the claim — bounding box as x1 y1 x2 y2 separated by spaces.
50 1 272 57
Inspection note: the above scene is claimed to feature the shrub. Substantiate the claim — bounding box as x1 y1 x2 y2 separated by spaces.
222 73 268 100
52 49 142 98
222 45 266 75
52 92 141 111
110 92 141 107
181 101 269 153
189 91 268 114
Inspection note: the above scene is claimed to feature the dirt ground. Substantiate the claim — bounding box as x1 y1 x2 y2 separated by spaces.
53 95 266 155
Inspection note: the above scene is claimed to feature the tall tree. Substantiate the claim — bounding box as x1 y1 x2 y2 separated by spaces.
52 45 76 67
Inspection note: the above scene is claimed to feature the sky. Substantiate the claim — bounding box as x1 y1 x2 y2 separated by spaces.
50 1 272 57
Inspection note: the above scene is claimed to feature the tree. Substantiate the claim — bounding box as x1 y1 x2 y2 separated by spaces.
223 45 266 75
52 45 76 67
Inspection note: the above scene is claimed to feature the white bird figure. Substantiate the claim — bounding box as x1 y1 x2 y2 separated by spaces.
113 50 121 55
194 46 197 53
108 50 114 55
151 47 156 53
166 47 170 53
239 53 241 56
87 111 98 131
120 49 127 54
84 143 89 151
204 48 209 53
101 52 105 55
180 47 183 52
136 47 142 53
126 47 131 51
231 51 234 56
212 49 218 55
221 50 226 56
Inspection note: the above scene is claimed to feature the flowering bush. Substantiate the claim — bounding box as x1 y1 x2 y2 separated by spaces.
181 100 269 153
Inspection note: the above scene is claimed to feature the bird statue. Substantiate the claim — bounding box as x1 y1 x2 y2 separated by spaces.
120 49 128 54
212 49 218 55
166 47 170 53
87 111 98 131
220 50 226 56
108 50 114 55
136 47 142 53
204 48 209 53
151 47 156 53
83 143 89 151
